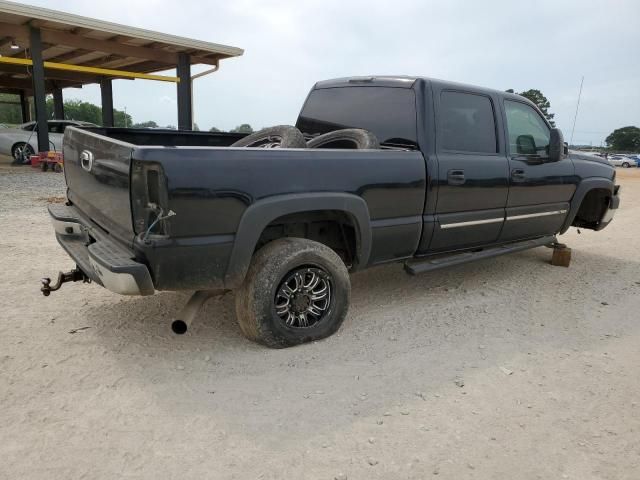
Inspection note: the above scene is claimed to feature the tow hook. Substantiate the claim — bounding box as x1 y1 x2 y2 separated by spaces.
41 267 91 296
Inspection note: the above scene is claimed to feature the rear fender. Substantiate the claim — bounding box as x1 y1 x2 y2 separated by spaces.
224 193 371 289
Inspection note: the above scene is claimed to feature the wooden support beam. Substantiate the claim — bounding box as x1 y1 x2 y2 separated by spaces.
30 27 49 152
0 63 103 84
0 57 179 82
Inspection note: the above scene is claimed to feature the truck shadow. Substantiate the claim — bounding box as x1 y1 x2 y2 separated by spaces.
86 245 639 356
80 245 640 442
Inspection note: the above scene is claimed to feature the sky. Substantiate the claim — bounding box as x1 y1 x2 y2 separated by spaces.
14 0 640 146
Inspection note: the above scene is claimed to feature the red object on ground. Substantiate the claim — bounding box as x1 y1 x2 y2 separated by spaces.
29 151 64 171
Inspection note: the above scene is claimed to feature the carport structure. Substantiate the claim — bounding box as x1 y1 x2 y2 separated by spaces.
0 0 243 152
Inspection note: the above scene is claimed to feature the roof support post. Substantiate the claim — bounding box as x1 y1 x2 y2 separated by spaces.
53 87 64 120
19 90 30 123
177 52 192 130
29 26 49 152
100 78 114 127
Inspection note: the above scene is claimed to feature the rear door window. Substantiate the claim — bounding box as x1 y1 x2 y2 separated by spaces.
297 86 418 147
439 91 497 154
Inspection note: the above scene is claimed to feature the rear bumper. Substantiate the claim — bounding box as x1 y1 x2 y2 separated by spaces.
49 204 155 295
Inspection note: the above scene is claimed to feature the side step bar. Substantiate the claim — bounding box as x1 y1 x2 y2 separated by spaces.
404 235 556 275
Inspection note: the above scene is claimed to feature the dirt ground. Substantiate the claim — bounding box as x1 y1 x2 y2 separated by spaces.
1 158 639 480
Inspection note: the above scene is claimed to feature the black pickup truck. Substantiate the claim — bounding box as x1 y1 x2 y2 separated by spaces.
46 76 620 348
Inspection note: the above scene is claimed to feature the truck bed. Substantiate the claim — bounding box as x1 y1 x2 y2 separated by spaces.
61 127 427 291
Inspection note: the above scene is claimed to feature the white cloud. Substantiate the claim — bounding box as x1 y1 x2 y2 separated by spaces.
17 0 640 144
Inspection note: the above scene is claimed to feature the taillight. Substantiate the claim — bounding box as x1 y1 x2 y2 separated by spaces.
131 160 169 235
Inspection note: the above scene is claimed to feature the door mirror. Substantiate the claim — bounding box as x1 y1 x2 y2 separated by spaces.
516 135 536 155
548 128 565 162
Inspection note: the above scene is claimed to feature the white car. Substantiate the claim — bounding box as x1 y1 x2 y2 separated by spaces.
0 120 96 163
607 154 637 168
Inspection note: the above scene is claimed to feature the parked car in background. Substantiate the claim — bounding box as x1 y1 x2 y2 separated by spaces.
0 120 96 163
607 154 637 168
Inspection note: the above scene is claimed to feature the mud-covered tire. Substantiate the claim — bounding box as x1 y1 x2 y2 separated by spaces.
235 238 350 348
307 129 380 149
231 125 307 148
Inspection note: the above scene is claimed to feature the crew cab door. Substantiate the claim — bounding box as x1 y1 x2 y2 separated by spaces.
428 89 509 252
499 100 576 241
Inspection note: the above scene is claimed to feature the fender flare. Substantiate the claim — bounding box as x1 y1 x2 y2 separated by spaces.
560 177 614 234
224 192 372 289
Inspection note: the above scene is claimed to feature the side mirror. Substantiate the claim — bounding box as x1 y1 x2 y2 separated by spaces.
516 134 536 155
548 128 565 162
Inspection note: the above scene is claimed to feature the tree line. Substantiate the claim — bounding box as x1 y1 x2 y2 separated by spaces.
2 92 637 151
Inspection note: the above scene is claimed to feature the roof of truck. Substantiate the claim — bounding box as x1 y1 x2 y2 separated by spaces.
315 76 524 101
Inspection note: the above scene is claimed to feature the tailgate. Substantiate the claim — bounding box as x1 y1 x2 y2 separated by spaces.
63 127 135 245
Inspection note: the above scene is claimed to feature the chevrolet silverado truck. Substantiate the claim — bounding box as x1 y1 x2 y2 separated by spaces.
44 76 620 348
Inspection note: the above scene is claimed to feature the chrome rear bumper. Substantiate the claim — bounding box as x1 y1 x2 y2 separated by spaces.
49 204 154 296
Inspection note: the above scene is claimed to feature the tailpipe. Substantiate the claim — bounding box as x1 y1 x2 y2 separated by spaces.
171 290 226 334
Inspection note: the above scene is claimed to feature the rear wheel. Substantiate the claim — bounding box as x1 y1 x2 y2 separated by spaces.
622 162 630 168
11 143 34 164
235 238 350 348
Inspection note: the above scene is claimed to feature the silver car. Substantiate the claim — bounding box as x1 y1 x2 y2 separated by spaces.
607 154 637 168
0 120 96 163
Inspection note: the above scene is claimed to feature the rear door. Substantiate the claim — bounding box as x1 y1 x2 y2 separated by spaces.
499 99 576 241
428 89 509 252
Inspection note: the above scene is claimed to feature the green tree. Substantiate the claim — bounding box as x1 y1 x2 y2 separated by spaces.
605 126 640 151
506 88 555 126
0 93 23 124
230 124 253 134
209 126 221 132
44 97 132 127
131 120 158 129
113 109 131 127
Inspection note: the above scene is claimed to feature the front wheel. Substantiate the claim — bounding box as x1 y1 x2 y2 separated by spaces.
622 162 630 168
11 142 34 164
235 238 351 348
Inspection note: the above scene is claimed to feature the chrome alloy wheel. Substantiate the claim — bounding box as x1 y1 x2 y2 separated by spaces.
275 267 332 328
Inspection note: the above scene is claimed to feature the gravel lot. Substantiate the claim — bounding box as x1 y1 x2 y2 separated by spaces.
1 158 639 480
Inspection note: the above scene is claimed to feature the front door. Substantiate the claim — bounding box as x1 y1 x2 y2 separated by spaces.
428 89 509 252
499 100 577 241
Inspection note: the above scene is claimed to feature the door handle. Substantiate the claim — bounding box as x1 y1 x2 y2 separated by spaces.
511 169 526 181
447 169 465 185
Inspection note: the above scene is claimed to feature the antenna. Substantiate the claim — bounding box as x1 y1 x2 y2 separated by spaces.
569 76 584 146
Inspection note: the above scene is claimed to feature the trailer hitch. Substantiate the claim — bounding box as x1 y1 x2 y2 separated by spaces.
41 267 91 296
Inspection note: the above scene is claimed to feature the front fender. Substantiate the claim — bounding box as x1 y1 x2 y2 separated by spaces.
560 177 614 234
224 192 372 289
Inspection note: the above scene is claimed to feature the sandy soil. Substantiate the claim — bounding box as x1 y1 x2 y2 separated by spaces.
1 159 639 480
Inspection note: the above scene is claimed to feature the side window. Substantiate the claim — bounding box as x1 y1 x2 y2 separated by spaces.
22 123 36 132
439 91 497 154
504 100 550 156
48 123 64 134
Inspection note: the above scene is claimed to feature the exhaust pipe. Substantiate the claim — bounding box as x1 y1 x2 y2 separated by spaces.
171 290 225 334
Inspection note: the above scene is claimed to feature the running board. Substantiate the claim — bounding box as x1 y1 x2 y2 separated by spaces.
404 235 556 275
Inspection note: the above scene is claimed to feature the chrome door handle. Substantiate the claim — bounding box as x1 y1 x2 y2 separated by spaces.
447 169 465 185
